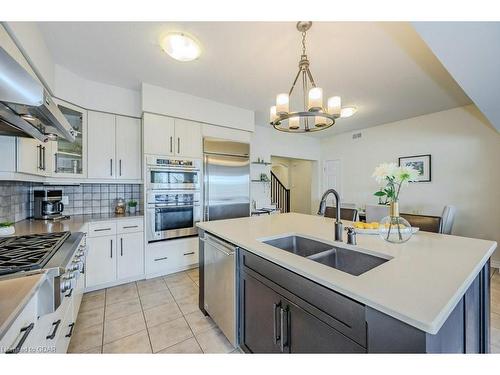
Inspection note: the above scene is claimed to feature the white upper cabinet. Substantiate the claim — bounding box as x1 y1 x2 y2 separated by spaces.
88 111 142 180
143 113 201 158
116 116 142 180
87 111 116 179
143 113 175 156
17 138 54 177
174 119 202 158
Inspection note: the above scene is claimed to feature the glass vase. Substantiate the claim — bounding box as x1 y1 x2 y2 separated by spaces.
378 202 413 244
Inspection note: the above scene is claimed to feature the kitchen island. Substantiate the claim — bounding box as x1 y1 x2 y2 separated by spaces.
197 213 497 353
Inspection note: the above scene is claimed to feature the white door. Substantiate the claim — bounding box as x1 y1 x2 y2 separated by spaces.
87 111 116 179
117 232 144 280
143 113 175 156
116 116 141 180
17 138 43 175
85 236 117 287
323 159 341 205
174 119 202 158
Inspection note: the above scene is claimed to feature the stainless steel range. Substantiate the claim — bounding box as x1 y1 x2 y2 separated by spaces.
0 231 86 313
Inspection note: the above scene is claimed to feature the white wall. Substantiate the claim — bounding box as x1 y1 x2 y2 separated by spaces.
251 125 321 210
142 83 255 131
320 105 500 260
54 65 141 117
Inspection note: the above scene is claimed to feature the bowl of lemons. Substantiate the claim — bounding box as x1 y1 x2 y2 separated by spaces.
352 221 381 234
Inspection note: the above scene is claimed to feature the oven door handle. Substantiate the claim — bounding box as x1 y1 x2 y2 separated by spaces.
147 166 200 173
150 204 199 209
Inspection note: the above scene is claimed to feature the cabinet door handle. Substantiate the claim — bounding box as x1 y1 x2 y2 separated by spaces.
273 303 281 344
183 251 195 256
119 159 122 176
65 323 75 338
123 225 138 229
177 137 180 154
110 239 113 258
6 322 34 353
94 228 112 232
120 237 123 256
42 146 46 170
280 307 290 353
46 319 61 340
37 145 42 170
110 159 113 176
170 136 173 153
154 256 168 261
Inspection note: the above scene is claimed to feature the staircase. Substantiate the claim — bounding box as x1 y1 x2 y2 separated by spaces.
271 171 290 213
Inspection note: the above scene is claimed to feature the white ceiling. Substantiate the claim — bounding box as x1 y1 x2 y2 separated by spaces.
37 21 471 136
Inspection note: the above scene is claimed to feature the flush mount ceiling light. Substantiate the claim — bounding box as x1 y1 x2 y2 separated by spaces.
269 22 357 133
161 32 201 62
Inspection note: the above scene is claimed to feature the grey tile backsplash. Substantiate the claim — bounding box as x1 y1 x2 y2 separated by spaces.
0 181 143 223
0 181 31 223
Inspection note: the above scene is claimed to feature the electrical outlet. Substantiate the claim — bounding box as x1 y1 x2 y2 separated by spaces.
352 132 362 140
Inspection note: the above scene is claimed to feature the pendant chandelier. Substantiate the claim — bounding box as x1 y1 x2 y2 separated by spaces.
269 22 345 133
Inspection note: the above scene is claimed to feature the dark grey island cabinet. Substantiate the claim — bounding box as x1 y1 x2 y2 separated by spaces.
238 249 490 354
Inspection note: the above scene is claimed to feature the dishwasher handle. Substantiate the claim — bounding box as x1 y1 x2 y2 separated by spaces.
201 234 237 256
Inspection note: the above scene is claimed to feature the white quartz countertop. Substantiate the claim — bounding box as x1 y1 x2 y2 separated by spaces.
11 213 144 236
197 213 497 334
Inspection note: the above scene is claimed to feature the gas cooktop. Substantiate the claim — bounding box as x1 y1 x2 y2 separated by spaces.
0 232 71 276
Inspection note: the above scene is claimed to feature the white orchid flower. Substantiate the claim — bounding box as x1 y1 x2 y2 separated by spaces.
395 165 420 184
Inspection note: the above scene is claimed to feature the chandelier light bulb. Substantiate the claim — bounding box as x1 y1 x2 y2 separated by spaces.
269 106 278 122
289 117 300 129
276 93 289 115
308 87 323 111
328 96 342 117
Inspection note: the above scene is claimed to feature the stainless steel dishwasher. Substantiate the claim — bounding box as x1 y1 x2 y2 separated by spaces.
202 233 238 346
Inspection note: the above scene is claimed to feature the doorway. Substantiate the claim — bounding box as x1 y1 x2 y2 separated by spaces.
271 156 315 215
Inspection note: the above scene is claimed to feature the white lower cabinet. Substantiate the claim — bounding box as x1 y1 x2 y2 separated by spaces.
146 236 198 278
85 218 144 290
117 232 144 280
86 235 117 287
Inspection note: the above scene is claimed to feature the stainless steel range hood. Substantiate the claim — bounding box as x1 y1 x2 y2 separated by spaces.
0 46 75 143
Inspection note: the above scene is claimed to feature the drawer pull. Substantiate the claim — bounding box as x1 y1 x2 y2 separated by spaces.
123 225 139 229
46 319 61 340
6 323 35 354
183 251 195 256
94 228 112 232
65 323 75 338
154 256 168 262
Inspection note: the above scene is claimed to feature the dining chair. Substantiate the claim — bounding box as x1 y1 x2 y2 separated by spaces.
440 205 456 234
324 206 358 221
400 213 442 233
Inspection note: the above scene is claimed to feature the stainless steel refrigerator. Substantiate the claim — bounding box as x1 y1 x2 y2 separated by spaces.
203 138 250 221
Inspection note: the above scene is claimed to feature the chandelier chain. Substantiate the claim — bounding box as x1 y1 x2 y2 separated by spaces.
301 31 307 55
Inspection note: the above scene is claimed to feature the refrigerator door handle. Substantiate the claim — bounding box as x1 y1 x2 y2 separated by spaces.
203 154 210 221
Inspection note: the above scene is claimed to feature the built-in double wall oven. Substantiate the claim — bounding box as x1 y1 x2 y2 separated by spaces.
146 156 202 243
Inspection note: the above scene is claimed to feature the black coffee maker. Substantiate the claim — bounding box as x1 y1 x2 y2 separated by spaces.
33 190 66 220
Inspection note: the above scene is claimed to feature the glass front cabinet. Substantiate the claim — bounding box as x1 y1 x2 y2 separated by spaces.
52 99 87 177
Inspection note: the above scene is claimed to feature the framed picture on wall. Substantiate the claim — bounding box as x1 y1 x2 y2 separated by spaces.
398 154 431 182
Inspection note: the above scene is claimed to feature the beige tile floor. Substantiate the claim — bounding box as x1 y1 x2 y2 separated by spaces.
70 267 500 354
68 268 237 354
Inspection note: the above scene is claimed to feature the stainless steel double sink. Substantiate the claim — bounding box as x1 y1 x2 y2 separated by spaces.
262 235 388 276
